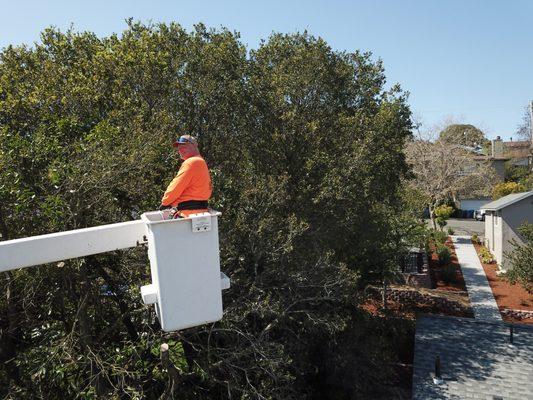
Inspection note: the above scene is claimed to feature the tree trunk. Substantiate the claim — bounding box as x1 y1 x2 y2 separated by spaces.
160 343 182 399
429 204 437 230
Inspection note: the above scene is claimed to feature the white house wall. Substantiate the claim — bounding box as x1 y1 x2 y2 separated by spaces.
500 197 533 270
493 213 503 268
484 211 503 267
484 213 493 250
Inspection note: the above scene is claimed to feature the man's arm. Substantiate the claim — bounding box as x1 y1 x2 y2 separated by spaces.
161 161 193 206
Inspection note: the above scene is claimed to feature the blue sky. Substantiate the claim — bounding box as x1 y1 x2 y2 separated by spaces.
1 0 532 140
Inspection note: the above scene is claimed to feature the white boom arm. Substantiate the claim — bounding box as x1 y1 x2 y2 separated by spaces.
0 220 146 272
0 211 230 332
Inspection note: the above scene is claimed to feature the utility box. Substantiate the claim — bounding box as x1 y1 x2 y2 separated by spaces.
140 210 229 332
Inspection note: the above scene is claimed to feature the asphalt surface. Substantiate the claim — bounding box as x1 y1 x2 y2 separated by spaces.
426 218 484 236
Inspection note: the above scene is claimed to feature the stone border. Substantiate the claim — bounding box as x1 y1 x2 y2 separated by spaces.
368 287 473 317
500 308 533 320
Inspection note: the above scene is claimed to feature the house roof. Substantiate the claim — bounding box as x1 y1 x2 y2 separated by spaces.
504 140 530 149
504 141 532 158
481 191 533 211
412 315 533 400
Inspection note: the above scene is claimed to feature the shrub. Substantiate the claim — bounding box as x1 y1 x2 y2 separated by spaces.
435 205 454 219
436 217 447 230
505 223 533 293
447 227 455 235
471 234 478 244
435 205 454 231
479 247 494 264
492 181 525 200
432 230 448 245
440 264 457 284
437 245 452 266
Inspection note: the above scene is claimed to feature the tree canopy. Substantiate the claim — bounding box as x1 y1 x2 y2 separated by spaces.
492 181 527 200
439 124 487 147
0 22 416 398
405 138 497 228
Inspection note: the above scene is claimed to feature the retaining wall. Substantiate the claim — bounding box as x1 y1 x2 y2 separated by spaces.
500 308 533 321
368 286 473 317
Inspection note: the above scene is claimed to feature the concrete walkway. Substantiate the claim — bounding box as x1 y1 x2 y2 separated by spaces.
451 236 502 322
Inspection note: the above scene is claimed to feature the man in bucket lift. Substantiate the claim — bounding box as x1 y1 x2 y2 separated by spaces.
159 134 212 218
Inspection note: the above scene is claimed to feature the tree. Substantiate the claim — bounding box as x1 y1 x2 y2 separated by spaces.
0 24 415 399
405 138 498 229
515 104 532 141
505 223 533 293
434 204 454 230
504 161 530 184
492 181 526 200
439 124 487 148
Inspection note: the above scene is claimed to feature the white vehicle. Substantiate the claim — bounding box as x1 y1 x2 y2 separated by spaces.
474 209 486 221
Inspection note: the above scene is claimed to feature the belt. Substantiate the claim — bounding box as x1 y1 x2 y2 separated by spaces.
176 200 209 211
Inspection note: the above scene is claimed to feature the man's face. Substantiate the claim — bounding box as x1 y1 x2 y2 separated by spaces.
176 143 195 160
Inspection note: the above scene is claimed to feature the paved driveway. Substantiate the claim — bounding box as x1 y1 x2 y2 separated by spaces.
426 218 484 235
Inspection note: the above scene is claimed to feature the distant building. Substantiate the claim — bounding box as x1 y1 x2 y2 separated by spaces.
455 137 507 181
471 155 508 180
482 191 533 270
456 137 509 213
503 140 531 168
470 136 510 181
457 197 491 213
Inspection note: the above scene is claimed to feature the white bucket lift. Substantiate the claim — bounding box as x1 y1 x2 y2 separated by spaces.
140 210 230 331
0 210 230 332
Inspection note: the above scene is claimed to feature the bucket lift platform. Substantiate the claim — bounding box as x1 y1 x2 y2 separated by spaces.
0 210 230 332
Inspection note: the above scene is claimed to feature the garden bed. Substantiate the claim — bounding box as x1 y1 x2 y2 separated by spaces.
362 285 472 320
429 237 468 292
472 242 533 324
361 236 472 319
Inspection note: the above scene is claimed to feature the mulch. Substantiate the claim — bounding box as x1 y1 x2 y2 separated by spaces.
429 238 468 293
360 237 472 320
472 242 533 324
360 294 471 321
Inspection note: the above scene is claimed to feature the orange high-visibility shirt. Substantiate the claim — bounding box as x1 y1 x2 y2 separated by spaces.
161 156 212 208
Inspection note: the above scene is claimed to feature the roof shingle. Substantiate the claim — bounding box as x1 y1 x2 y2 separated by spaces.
412 315 533 400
